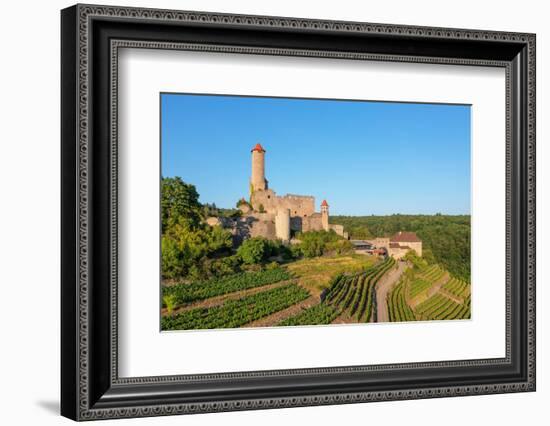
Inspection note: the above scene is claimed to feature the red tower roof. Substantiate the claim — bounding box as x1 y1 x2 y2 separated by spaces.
321 200 329 207
251 143 266 153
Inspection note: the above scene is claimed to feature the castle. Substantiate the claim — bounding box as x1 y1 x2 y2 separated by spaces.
207 143 347 244
206 144 423 258
244 143 347 241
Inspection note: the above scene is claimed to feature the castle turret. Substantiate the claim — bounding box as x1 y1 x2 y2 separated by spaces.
275 208 291 242
321 199 329 231
250 143 267 193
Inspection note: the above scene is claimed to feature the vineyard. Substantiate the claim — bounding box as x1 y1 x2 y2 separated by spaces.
387 262 471 322
323 257 396 322
162 268 291 308
278 304 339 326
161 253 471 331
162 283 309 330
388 279 416 322
160 254 402 330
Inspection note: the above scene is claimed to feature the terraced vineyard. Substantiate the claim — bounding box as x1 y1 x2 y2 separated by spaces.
161 254 404 330
162 283 309 330
388 279 416 322
161 254 469 330
162 268 291 308
442 277 470 298
387 262 471 322
278 304 340 326
323 257 396 322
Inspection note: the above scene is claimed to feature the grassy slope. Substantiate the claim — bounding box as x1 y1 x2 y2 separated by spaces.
285 254 378 296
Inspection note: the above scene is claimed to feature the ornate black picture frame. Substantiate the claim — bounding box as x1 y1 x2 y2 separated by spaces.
61 4 536 421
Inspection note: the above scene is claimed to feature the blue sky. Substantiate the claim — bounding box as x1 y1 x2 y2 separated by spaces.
161 93 471 216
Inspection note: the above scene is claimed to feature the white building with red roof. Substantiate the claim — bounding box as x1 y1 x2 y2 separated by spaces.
387 231 423 259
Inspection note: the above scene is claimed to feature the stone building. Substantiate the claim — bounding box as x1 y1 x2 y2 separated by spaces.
387 231 422 259
247 143 347 242
362 232 422 259
213 143 348 244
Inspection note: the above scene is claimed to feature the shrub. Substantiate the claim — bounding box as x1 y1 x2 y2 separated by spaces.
266 261 280 270
206 255 242 277
162 294 178 314
296 230 342 258
161 236 183 279
237 237 270 264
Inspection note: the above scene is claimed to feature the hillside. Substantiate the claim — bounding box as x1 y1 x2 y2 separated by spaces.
331 214 471 281
387 254 471 322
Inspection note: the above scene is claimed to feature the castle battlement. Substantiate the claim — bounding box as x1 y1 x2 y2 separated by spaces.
280 194 315 200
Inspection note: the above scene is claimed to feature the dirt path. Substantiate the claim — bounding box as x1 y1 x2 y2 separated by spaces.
161 280 292 316
243 296 319 327
374 261 408 323
439 288 464 304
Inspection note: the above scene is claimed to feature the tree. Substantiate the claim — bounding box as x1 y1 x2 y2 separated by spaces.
237 237 269 264
297 230 342 258
161 236 183 279
161 177 202 232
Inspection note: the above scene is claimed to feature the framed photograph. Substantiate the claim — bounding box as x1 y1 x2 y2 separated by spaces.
61 4 536 421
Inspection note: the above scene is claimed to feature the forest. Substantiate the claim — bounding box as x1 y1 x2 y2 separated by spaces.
330 215 471 281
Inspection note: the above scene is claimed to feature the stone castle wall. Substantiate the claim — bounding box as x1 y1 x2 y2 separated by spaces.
251 189 315 217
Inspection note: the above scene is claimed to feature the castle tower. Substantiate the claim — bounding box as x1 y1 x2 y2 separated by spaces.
321 199 329 231
275 208 291 242
250 143 267 193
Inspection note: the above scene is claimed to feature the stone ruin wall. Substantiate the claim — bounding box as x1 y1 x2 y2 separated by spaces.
277 194 315 217
251 190 315 217
328 224 347 238
300 214 324 232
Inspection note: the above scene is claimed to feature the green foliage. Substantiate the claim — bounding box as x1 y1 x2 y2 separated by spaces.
266 261 280 270
161 177 202 232
279 304 339 326
163 268 291 307
237 237 270 265
422 248 437 265
324 257 396 322
388 258 471 323
161 284 310 330
442 277 470 298
161 236 184 279
162 294 177 314
161 177 236 280
324 239 354 256
296 230 342 258
415 294 470 321
331 214 471 281
388 279 416 322
162 215 233 279
289 244 303 259
203 255 241 277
